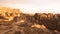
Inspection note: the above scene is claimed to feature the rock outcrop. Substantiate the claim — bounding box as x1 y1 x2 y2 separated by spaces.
0 7 20 21
0 7 60 34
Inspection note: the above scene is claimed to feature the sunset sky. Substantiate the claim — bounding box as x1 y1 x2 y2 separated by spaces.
0 0 60 14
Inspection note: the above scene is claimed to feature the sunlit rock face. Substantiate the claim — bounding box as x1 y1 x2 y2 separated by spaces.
0 7 20 21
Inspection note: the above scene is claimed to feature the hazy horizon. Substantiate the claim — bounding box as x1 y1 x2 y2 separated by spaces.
0 0 60 14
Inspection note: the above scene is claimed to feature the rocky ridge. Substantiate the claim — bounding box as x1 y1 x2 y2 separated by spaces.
0 7 60 34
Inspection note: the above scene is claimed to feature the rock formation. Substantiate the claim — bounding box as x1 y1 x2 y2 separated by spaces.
0 7 60 34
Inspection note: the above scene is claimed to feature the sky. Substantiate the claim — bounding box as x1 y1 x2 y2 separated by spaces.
0 0 60 14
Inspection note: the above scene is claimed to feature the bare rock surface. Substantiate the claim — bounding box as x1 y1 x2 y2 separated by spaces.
0 7 60 34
